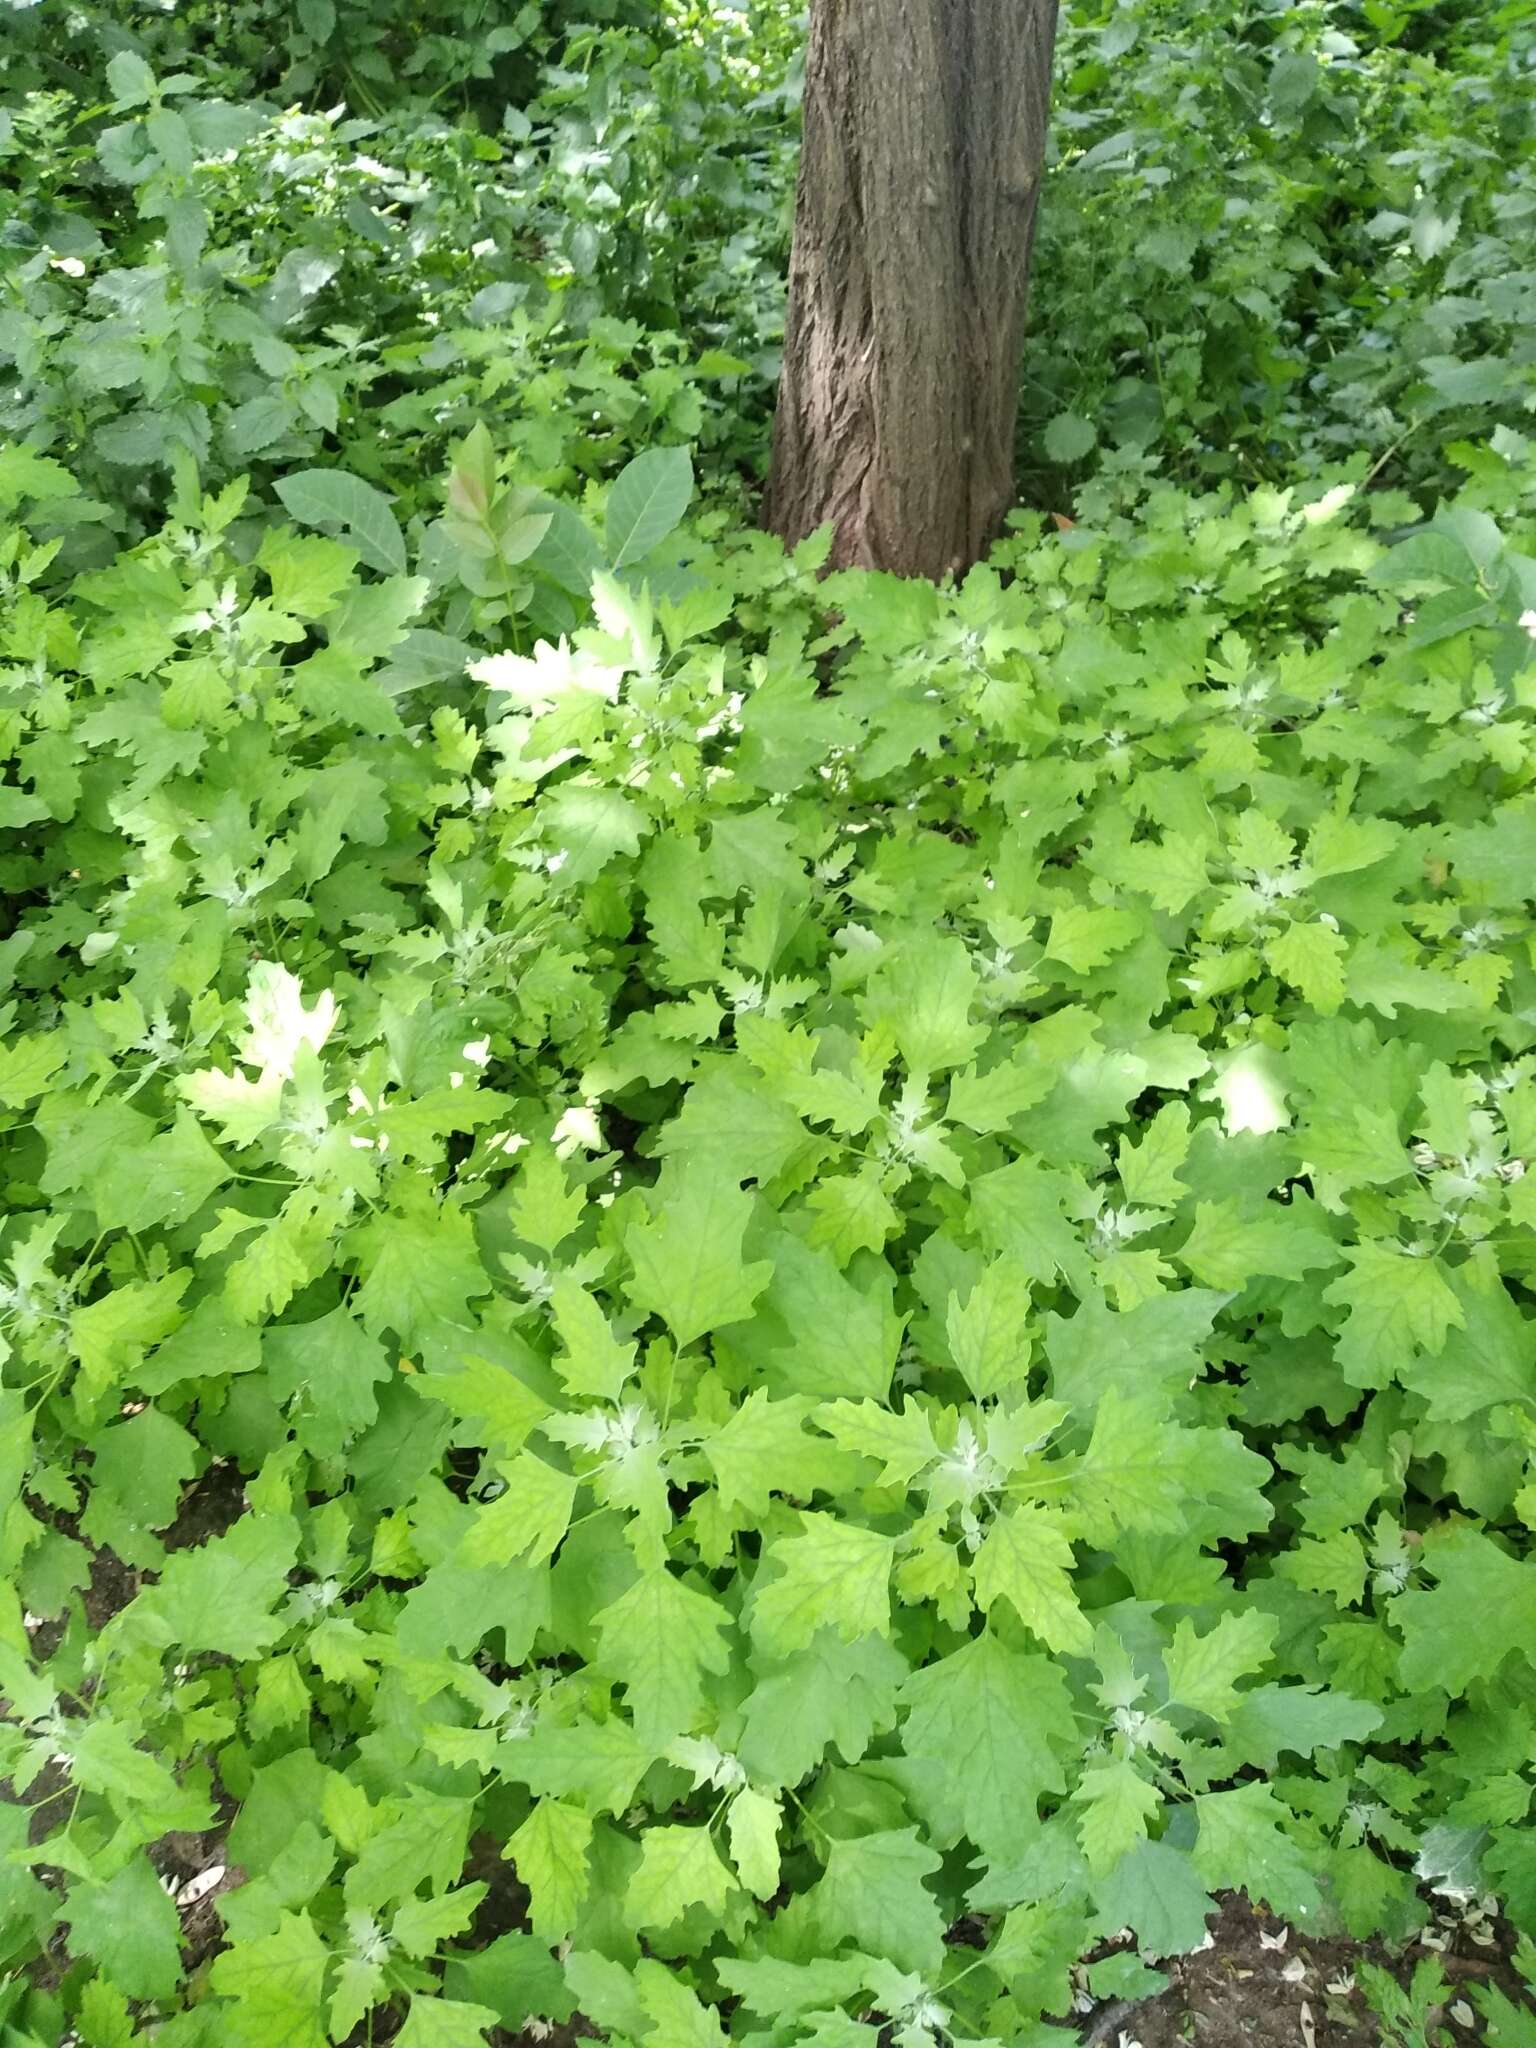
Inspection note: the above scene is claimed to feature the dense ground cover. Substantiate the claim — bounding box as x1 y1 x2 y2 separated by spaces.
1 2 1535 2043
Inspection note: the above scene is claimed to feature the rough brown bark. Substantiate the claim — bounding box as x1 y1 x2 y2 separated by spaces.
767 0 1059 581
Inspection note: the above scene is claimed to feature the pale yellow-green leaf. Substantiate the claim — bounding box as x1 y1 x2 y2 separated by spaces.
635 1960 728 2048
1275 1529 1368 1609
1044 904 1142 975
971 1504 1091 1655
1115 1100 1192 1208
1192 1782 1322 1921
816 1398 939 1489
1305 812 1399 878
625 1825 734 1930
804 1167 901 1264
1071 1388 1186 1542
591 1568 731 1745
71 1272 189 1400
1324 1241 1464 1390
1266 919 1348 1014
181 1064 286 1145
508 1146 586 1253
946 1260 1033 1400
550 1276 635 1404
0 1032 66 1109
1175 1197 1337 1293
752 1514 895 1656
946 1055 1054 1135
1164 1609 1277 1720
625 1170 773 1350
224 1199 322 1322
1073 1757 1161 1875
727 1787 781 1899
706 1390 827 1515
507 1799 591 1939
460 1451 577 1566
1132 830 1213 914
414 1353 549 1458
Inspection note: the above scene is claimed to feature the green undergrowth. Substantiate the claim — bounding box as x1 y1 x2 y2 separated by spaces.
3 0 1536 2044
1 424 1536 2045
7 0 1534 538
1025 0 1536 510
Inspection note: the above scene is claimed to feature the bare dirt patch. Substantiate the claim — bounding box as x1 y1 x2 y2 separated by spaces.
1082 1892 1531 2048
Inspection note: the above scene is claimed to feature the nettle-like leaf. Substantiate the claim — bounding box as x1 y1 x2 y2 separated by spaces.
752 1513 896 1655
971 1502 1091 1654
1164 1610 1278 1721
897 1632 1076 1862
1073 1757 1162 1875
810 1828 946 1972
130 1514 301 1660
626 1824 736 1930
1192 1783 1324 1924
592 1567 732 1743
507 1800 592 1938
625 1167 774 1348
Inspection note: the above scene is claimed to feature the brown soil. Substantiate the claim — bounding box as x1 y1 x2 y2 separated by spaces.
160 1456 251 1551
462 1829 535 1946
1082 1892 1531 2048
23 1450 249 1651
342 1890 1532 2048
152 1823 243 1976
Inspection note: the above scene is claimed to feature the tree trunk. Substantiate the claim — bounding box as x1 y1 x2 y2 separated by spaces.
767 0 1059 582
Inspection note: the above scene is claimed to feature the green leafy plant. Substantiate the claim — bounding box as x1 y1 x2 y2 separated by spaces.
1025 0 1536 511
1474 1936 1536 2044
0 424 1534 2042
1357 1957 1453 2047
2 0 1536 2042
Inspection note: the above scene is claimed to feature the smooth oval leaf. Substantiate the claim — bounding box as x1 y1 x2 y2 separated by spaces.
531 501 606 595
275 468 407 577
605 447 694 570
